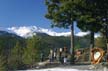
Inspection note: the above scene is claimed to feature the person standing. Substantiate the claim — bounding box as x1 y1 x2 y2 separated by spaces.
40 52 44 62
64 56 68 64
49 49 54 62
59 48 63 63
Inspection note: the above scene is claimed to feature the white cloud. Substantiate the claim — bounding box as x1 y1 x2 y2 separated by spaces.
75 31 90 37
94 34 100 38
75 31 100 38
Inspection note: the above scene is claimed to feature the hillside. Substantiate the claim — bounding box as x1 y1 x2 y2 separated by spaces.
0 30 91 53
0 30 92 70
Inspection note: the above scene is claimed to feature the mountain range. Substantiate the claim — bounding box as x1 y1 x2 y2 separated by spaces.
0 26 101 59
0 26 100 38
6 26 92 38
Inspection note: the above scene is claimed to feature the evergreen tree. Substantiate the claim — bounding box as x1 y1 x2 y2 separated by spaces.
76 0 102 49
8 41 24 70
0 54 7 71
77 0 108 52
23 36 41 68
45 0 84 64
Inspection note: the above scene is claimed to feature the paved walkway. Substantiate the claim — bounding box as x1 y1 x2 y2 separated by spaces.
36 63 108 71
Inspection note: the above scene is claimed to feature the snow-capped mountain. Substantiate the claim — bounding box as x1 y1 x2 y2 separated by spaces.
7 26 71 38
6 26 100 38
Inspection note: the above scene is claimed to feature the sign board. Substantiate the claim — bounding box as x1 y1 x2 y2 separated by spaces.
91 48 104 64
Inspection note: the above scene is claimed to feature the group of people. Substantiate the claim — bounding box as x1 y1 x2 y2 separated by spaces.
48 47 70 64
40 47 108 65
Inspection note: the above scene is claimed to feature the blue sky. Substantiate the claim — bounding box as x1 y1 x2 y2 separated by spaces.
0 0 80 33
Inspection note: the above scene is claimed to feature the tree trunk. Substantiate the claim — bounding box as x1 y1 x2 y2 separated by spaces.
90 31 94 48
89 31 94 63
105 34 108 53
105 25 108 53
70 22 74 64
106 42 108 52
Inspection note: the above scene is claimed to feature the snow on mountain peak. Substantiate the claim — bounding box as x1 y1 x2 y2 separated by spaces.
7 26 100 38
7 26 71 37
7 26 34 37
